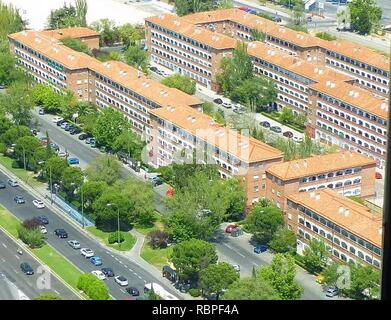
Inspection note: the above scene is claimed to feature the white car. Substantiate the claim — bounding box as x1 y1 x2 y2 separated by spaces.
293 136 303 143
57 150 68 158
68 240 81 249
91 270 106 280
114 275 128 287
52 116 63 123
32 200 45 209
222 102 232 109
40 225 47 234
80 248 94 258
232 264 240 272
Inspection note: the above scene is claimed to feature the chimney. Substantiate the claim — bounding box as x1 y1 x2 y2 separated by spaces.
353 92 359 98
344 209 350 217
338 206 344 214
326 81 331 87
330 82 335 89
315 194 320 201
310 191 316 199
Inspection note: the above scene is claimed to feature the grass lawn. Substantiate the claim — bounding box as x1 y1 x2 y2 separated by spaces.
32 245 84 290
0 207 20 237
0 155 44 188
134 212 165 236
86 226 136 251
140 242 173 271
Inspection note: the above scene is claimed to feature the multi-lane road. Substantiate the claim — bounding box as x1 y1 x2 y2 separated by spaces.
0 169 180 300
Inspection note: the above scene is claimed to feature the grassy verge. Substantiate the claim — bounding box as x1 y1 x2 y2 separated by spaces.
140 241 173 271
0 155 44 188
0 207 20 237
32 245 84 290
134 212 165 236
85 226 136 251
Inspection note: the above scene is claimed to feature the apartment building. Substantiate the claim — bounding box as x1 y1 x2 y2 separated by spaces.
247 41 354 114
286 189 382 269
307 80 388 169
40 27 100 50
182 8 390 96
145 14 237 91
9 30 94 101
147 104 284 206
265 151 376 211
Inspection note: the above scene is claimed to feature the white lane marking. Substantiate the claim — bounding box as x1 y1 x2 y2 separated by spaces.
114 257 119 261
137 276 142 280
118 260 123 264
143 280 147 284
120 289 127 294
222 242 245 258
1 243 7 248
1 258 5 262
14 255 20 260
54 290 60 294
128 268 133 272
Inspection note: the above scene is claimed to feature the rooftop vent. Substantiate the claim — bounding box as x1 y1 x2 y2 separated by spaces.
187 115 192 121
338 206 344 214
309 191 315 199
191 117 196 123
53 47 59 53
348 90 354 96
315 194 320 201
380 102 388 110
326 80 331 87
212 34 220 41
353 92 359 98
35 37 42 43
119 70 127 76
330 82 335 89
67 54 75 61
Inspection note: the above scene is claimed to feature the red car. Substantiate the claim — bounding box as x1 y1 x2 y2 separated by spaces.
225 224 237 233
375 172 382 179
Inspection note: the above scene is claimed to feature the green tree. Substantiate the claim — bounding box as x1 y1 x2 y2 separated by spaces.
269 227 297 254
1 125 31 146
112 130 144 161
0 116 12 136
62 166 84 199
222 276 280 300
123 44 147 72
14 136 42 170
43 156 68 184
279 107 295 125
348 0 382 34
259 254 303 300
321 262 343 287
75 0 88 27
34 293 62 300
86 155 121 185
170 239 218 281
250 29 266 42
315 32 336 41
302 238 329 274
174 0 215 16
0 1 26 40
61 37 91 55
90 19 121 46
80 180 108 211
245 203 284 244
77 273 110 300
200 262 239 299
93 107 129 149
0 51 24 86
0 80 33 125
17 225 45 248
343 263 380 300
161 74 196 95
292 0 305 25
47 3 78 29
223 177 245 221
218 0 234 9
118 23 144 49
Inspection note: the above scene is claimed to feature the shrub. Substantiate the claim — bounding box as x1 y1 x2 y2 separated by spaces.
148 230 169 249
315 32 336 41
108 231 125 244
22 217 42 230
77 273 110 300
17 226 45 248
189 288 201 297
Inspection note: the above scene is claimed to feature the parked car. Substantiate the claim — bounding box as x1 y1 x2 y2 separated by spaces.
40 225 47 234
37 216 49 225
64 124 71 131
68 240 81 249
91 270 106 280
316 275 325 284
52 116 63 123
54 229 68 238
70 127 81 135
57 150 68 158
231 264 240 272
222 102 232 109
78 133 89 140
60 122 68 129
0 181 6 189
283 131 293 138
307 16 312 22
32 200 45 209
56 119 65 126
90 256 103 266
85 137 93 144
162 265 178 282
254 244 268 254
14 196 25 204
90 139 96 148
20 263 34 275
274 16 282 23
68 157 80 165
260 121 270 128
101 267 115 277
231 227 243 237
80 248 94 258
38 108 45 115
115 275 128 287
7 179 19 187
293 136 303 143
270 126 282 134
126 287 140 296
213 98 223 104
225 224 237 233
49 143 60 152
326 287 339 297
149 176 163 187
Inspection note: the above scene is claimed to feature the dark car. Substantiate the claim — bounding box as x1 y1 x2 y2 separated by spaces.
14 196 25 204
270 126 282 134
78 133 89 140
274 16 282 23
150 176 163 187
0 181 5 189
50 143 60 151
231 227 243 237
70 127 81 135
56 119 65 126
260 121 270 128
254 244 268 254
149 66 158 72
213 98 223 104
283 131 293 138
101 267 115 277
126 287 140 296
162 265 178 282
37 215 49 225
20 262 34 275
64 124 71 131
38 108 45 115
54 229 68 238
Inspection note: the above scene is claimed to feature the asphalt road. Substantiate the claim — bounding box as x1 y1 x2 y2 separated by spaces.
0 170 179 300
0 228 78 300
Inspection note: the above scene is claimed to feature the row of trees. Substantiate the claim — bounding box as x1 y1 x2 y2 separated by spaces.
47 0 88 29
174 0 233 16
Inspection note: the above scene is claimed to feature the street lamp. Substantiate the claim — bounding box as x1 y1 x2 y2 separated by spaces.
80 186 85 228
106 203 121 248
